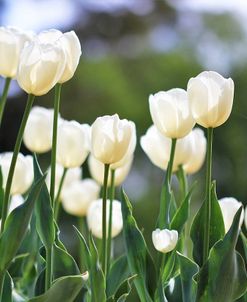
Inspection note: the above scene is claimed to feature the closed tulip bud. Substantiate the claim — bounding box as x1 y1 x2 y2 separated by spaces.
88 154 133 186
0 26 34 78
218 197 244 233
17 39 65 96
149 88 195 139
23 106 57 153
183 128 206 174
0 152 33 195
187 71 234 128
56 121 90 168
46 163 82 199
91 114 133 164
87 199 123 239
38 29 81 83
140 125 191 172
9 195 24 213
152 228 178 253
61 179 100 217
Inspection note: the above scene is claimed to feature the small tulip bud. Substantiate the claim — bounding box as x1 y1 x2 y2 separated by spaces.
187 71 234 128
61 179 100 217
56 121 90 168
152 228 178 253
149 88 195 139
0 152 33 195
218 197 244 233
87 199 123 239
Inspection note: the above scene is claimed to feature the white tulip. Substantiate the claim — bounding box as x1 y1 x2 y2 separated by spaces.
0 26 34 78
23 106 57 153
187 71 234 128
152 228 178 253
91 114 133 164
183 128 207 174
9 195 24 213
56 120 90 168
88 154 133 186
38 29 81 83
17 39 65 96
149 88 195 139
0 153 33 195
218 197 244 233
87 199 123 239
62 178 100 217
46 163 82 199
140 125 191 172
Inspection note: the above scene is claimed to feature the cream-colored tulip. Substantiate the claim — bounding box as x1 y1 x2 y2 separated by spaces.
46 163 82 199
88 154 133 186
23 106 57 153
91 114 133 164
187 71 234 128
183 128 206 174
0 26 34 78
149 88 195 139
140 125 191 172
56 121 90 168
62 179 100 217
152 228 178 253
9 195 24 213
87 199 123 239
0 152 33 195
218 197 244 233
17 39 65 96
38 29 81 83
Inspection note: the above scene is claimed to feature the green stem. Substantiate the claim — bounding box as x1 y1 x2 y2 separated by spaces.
1 94 35 233
54 167 68 221
106 169 115 274
102 164 110 275
45 246 53 291
203 127 213 264
78 217 88 272
177 165 188 202
166 138 177 186
50 83 62 207
0 78 11 126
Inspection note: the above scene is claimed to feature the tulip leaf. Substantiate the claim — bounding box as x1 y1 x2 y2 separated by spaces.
196 208 247 301
34 268 46 296
73 226 91 271
28 275 85 302
2 271 13 302
165 275 182 302
121 189 154 302
115 275 137 302
162 251 177 285
33 155 55 248
157 179 173 229
190 181 225 266
0 168 3 219
0 174 45 273
177 252 199 302
240 232 247 262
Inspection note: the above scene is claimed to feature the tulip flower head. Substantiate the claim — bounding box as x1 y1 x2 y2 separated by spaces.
187 71 234 128
91 114 133 164
218 197 244 233
23 106 56 153
87 199 123 239
62 178 100 217
149 88 195 139
152 228 178 253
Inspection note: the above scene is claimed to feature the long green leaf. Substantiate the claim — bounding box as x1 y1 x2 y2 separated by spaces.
33 155 55 248
28 275 85 302
73 226 91 271
0 168 3 219
121 189 154 302
177 252 199 302
190 181 225 266
196 208 247 301
2 271 13 302
0 174 45 272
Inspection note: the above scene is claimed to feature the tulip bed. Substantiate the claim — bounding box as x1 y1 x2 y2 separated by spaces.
0 26 246 302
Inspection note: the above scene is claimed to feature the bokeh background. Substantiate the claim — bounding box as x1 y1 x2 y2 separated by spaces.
0 0 247 300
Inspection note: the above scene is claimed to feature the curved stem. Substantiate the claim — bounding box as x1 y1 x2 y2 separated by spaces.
166 138 177 185
54 167 68 221
106 169 115 274
45 246 53 291
50 83 62 207
0 78 11 126
203 127 213 264
102 164 110 275
1 94 35 233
